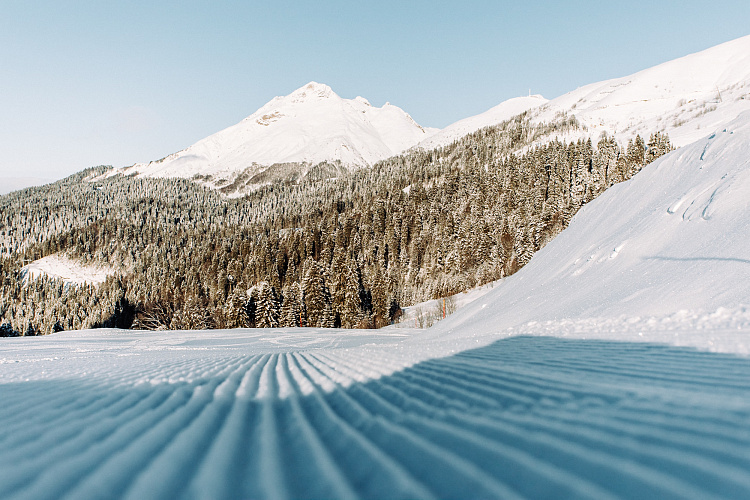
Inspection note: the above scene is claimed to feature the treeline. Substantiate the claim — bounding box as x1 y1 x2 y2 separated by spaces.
0 113 672 335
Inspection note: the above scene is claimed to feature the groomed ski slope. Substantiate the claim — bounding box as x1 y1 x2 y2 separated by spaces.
2 329 750 499
3 114 750 498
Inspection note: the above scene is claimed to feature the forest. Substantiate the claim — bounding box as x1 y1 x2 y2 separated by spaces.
0 112 672 335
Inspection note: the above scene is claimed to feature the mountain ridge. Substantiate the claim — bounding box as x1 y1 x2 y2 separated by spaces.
531 34 750 147
108 81 438 193
101 35 750 195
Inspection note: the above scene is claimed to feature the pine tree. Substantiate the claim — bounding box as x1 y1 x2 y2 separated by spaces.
280 282 303 327
254 281 280 328
302 260 329 327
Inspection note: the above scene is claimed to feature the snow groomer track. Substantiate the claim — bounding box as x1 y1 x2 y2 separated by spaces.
2 329 750 499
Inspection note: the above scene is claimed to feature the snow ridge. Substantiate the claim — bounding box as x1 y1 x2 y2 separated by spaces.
417 95 548 150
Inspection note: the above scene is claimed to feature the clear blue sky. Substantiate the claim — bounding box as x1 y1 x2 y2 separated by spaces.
2 0 749 181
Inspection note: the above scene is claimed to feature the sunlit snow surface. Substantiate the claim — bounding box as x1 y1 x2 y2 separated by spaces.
2 326 750 499
531 34 750 148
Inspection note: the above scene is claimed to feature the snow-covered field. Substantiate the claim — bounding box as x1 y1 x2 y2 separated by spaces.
2 323 750 498
21 254 114 286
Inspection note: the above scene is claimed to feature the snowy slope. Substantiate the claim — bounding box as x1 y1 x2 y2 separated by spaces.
111 82 437 188
532 34 750 147
416 35 750 154
417 95 548 150
21 254 114 286
435 111 750 347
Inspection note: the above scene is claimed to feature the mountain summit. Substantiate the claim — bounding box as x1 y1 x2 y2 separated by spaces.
113 82 437 193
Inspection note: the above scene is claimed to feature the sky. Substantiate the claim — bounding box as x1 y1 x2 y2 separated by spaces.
2 0 750 183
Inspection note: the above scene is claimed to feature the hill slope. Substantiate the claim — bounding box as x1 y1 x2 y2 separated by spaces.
417 95 548 150
420 34 750 154
532 34 750 147
434 110 750 347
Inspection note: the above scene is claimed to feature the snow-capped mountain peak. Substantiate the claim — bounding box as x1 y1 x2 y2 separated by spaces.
288 81 335 101
110 82 438 194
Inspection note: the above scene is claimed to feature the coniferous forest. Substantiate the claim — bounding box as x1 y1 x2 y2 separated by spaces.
0 113 673 335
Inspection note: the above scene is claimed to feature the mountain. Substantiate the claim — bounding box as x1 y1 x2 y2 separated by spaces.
416 95 548 150
104 36 750 196
420 35 750 154
109 82 437 194
5 115 750 500
531 34 750 147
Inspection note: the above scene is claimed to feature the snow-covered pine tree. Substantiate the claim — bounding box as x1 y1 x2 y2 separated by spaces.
254 281 280 328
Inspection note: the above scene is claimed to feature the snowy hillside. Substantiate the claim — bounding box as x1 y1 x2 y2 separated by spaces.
417 35 750 154
435 110 750 348
21 254 114 286
416 95 548 150
109 82 437 191
532 34 750 147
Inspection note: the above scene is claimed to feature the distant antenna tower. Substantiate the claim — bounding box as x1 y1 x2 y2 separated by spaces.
528 89 531 97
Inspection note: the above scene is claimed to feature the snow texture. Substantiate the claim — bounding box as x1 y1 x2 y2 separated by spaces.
2 328 750 499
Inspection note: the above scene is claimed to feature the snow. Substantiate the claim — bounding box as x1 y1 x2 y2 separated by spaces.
419 35 750 154
390 279 502 329
532 34 750 147
2 325 750 498
417 95 548 150
4 39 750 499
21 254 114 285
433 111 750 350
107 82 438 189
4 112 750 496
